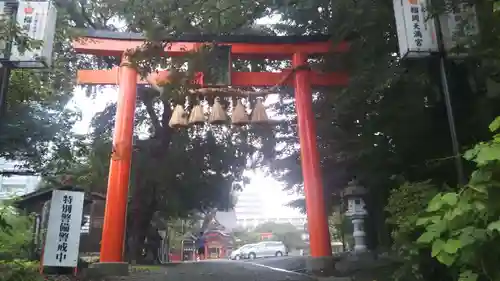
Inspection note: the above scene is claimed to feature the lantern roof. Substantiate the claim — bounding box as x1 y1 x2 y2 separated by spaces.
343 179 367 197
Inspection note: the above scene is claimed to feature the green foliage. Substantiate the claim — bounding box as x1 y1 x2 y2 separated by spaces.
329 212 353 250
0 15 43 58
0 206 34 260
164 218 200 250
0 6 80 172
386 180 440 238
232 230 261 248
416 117 500 281
0 260 41 281
253 222 305 250
0 213 12 235
386 180 440 281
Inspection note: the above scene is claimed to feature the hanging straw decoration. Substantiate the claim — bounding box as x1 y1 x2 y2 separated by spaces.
231 98 249 126
169 104 188 128
250 97 269 124
208 97 228 125
188 98 205 125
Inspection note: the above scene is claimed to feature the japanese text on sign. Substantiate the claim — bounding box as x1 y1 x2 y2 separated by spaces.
42 190 84 268
55 195 73 263
410 5 423 47
19 6 38 39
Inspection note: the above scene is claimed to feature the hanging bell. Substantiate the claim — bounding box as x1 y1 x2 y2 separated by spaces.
251 98 269 124
169 104 188 128
231 99 249 126
208 97 228 125
189 104 205 125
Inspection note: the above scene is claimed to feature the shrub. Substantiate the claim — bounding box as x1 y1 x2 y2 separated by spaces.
416 116 500 281
0 260 42 281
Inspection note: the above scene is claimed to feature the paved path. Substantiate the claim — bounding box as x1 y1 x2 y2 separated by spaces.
105 260 317 281
245 256 308 272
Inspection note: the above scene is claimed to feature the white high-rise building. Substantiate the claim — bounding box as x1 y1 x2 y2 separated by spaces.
234 171 307 230
0 159 41 200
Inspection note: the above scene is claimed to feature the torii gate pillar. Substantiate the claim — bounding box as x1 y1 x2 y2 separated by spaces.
99 58 138 262
293 53 332 258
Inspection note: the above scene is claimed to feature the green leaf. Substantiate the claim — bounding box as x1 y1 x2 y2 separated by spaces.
446 207 464 220
416 216 440 226
473 144 500 165
493 134 500 143
469 169 492 185
495 1 500 12
469 184 488 195
426 222 446 235
463 146 479 161
489 116 500 132
417 231 437 244
443 239 461 254
472 229 487 241
487 220 500 232
416 217 428 226
458 270 478 281
441 193 458 206
458 233 475 247
473 201 486 211
458 248 476 263
431 239 444 257
427 194 443 212
436 252 455 266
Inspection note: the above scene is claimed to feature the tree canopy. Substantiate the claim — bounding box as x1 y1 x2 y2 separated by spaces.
254 221 306 250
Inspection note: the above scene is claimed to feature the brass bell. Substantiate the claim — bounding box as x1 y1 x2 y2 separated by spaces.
231 99 249 126
169 104 188 128
251 98 269 124
208 98 228 125
189 104 205 125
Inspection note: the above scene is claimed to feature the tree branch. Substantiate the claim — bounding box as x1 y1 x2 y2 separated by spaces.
161 99 172 133
146 75 164 94
138 88 162 136
78 0 97 29
53 0 89 28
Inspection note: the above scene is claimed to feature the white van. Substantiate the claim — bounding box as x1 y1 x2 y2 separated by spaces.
239 241 287 259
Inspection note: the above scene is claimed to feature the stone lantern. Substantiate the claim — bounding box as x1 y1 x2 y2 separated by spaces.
343 179 368 252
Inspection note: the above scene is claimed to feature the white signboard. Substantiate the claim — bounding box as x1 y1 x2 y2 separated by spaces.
42 190 84 268
393 0 438 58
441 3 479 57
10 0 57 68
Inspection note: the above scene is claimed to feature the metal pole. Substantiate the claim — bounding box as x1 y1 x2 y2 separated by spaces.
0 66 11 118
434 14 466 186
0 1 17 120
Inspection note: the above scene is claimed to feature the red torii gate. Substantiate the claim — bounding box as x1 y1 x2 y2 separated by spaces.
72 32 349 263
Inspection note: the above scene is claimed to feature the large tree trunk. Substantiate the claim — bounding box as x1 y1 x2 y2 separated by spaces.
127 178 158 263
125 87 172 263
